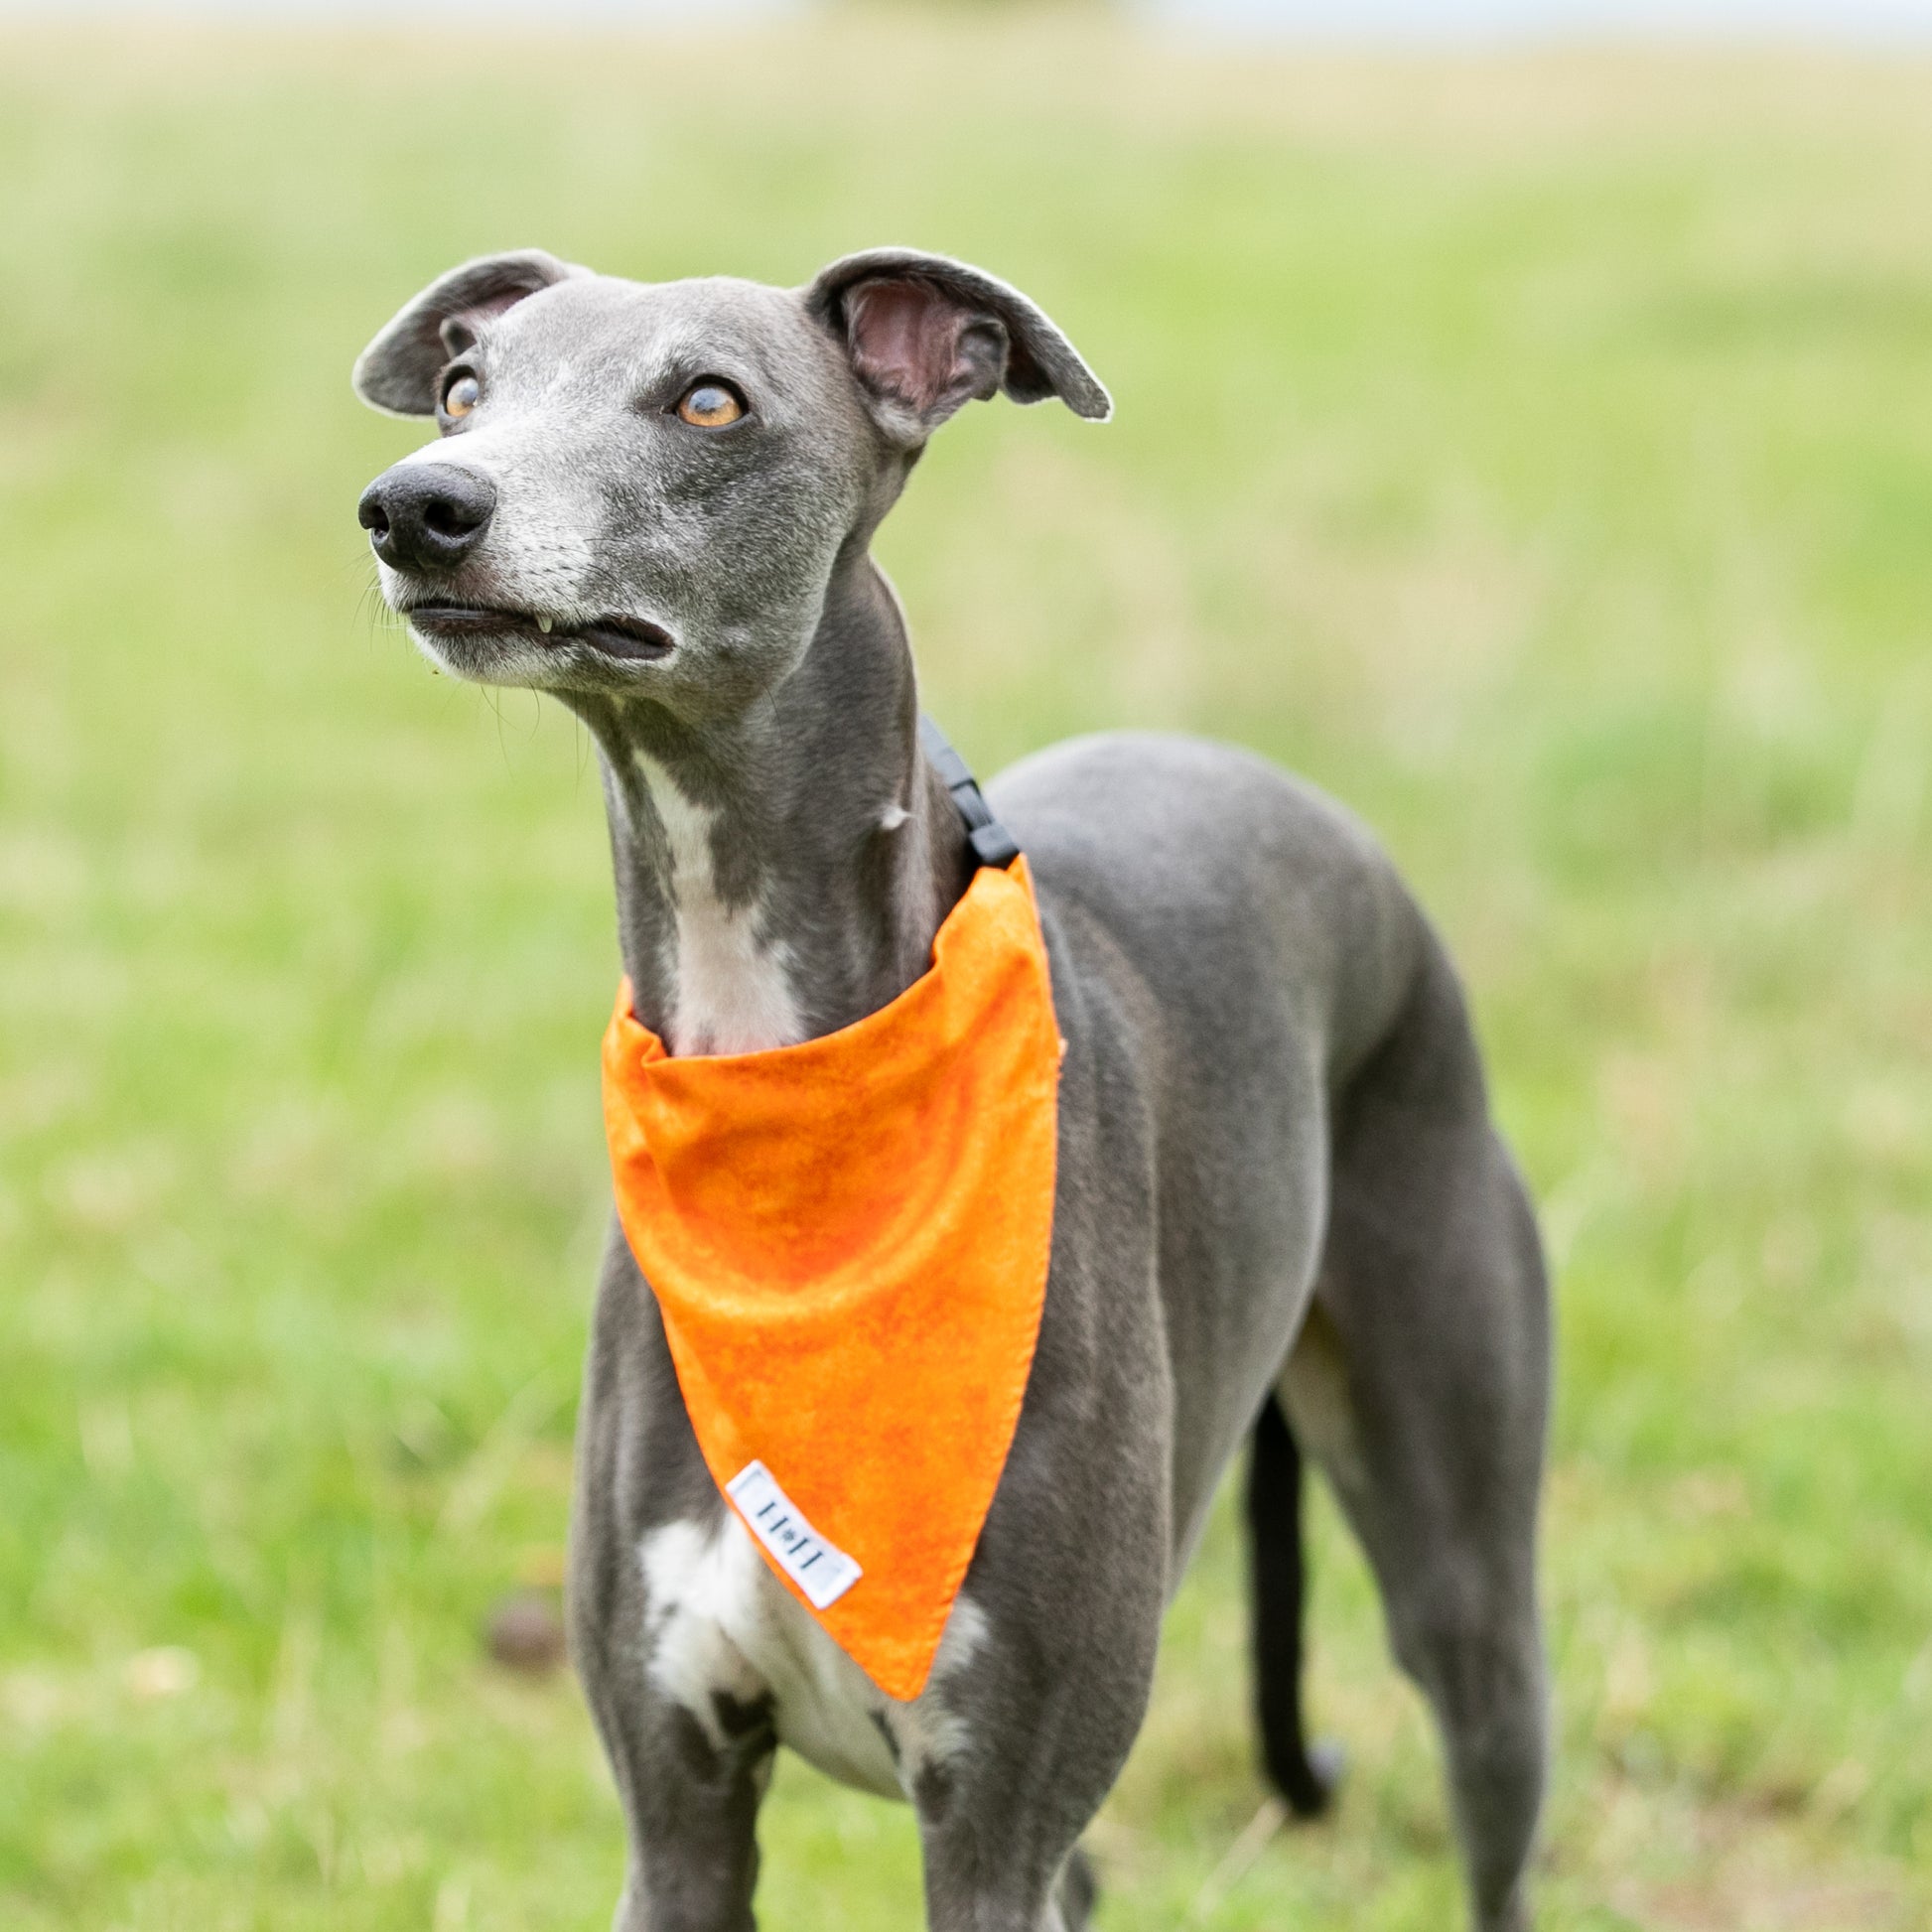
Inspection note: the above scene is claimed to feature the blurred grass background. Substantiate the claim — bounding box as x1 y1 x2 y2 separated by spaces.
2 13 1930 1929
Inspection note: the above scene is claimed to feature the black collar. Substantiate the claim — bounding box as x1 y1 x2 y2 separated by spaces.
919 715 1021 871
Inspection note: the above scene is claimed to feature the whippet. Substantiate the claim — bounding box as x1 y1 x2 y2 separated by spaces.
353 247 1550 1931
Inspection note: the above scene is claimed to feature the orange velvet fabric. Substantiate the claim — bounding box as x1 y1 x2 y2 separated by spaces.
601 857 1061 1701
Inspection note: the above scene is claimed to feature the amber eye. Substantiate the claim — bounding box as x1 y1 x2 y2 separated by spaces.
442 371 481 420
676 380 746 428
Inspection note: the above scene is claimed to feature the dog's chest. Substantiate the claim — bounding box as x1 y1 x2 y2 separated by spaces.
638 1514 983 1800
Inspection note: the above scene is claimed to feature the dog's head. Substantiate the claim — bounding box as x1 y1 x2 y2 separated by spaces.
352 248 1109 707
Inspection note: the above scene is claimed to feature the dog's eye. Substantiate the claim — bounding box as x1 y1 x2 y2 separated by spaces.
676 381 746 429
442 372 481 420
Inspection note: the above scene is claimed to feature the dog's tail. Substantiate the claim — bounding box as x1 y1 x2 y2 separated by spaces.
1245 1390 1342 1817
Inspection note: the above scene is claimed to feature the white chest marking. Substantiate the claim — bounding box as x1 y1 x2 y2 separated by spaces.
631 752 803 1057
639 1514 988 1800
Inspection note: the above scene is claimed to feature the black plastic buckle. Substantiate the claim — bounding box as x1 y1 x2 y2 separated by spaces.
918 715 1023 870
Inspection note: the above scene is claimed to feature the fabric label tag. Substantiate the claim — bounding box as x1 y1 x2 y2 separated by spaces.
727 1460 863 1610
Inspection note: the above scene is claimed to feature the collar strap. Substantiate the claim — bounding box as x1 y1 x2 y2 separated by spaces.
918 714 1022 870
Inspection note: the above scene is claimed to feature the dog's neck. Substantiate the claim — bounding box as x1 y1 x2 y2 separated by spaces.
568 553 974 1055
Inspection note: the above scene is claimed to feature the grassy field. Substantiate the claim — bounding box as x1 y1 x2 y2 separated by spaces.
3 15 1930 1929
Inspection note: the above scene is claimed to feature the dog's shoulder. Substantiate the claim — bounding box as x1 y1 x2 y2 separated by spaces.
990 731 1427 1083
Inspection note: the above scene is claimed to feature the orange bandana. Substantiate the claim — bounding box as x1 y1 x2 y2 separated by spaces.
601 856 1061 1700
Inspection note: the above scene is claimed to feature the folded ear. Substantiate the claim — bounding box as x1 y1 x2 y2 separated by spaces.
803 247 1111 444
351 248 585 417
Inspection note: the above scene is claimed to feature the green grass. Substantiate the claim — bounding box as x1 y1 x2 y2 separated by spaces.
3 17 1930 1929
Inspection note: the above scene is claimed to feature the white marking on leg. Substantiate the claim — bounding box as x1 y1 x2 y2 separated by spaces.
638 1519 766 1750
883 1592 989 1778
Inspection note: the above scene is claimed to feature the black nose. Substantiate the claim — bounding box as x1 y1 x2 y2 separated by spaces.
358 463 497 572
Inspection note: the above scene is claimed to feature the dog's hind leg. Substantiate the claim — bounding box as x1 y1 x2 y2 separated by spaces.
1285 933 1551 1932
1245 1391 1344 1819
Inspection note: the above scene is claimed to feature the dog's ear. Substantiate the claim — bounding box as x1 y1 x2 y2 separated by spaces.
351 249 584 417
804 248 1111 445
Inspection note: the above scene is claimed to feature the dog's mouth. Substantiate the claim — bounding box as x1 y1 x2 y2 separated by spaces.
401 602 675 662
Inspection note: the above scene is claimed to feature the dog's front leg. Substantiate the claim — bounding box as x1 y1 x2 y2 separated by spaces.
909 1587 1155 1932
908 1436 1168 1932
918 1818 1097 1932
608 1700 770 1932
599 1683 770 1932
571 1229 775 1932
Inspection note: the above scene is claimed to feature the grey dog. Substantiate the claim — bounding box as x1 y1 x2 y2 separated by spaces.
353 247 1550 1932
